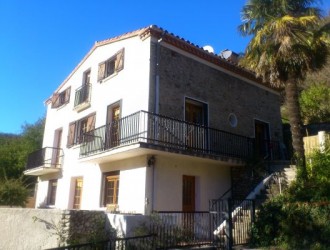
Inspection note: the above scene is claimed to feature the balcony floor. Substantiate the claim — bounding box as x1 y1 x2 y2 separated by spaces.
24 166 61 176
79 141 245 166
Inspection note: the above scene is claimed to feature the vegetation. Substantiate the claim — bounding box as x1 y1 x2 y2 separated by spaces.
299 83 330 124
250 139 330 249
0 118 44 207
239 0 330 180
0 178 29 207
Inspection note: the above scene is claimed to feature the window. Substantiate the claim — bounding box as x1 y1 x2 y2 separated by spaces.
73 178 83 209
67 113 96 147
74 70 91 108
51 87 71 108
185 98 208 126
98 48 124 81
103 171 120 207
48 179 58 206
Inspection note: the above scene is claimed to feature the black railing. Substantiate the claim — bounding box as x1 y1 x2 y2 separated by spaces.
46 234 156 250
25 147 63 170
80 111 255 160
151 211 214 249
74 84 91 107
209 199 255 249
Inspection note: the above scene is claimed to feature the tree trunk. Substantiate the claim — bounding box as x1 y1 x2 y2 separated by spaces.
285 80 307 180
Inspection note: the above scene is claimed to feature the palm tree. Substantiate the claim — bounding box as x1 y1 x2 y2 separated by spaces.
239 0 330 180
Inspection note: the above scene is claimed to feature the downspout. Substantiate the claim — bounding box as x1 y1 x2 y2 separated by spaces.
151 31 165 212
155 35 163 115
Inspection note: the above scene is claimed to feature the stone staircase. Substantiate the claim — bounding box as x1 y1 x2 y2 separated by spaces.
257 162 297 200
211 162 297 249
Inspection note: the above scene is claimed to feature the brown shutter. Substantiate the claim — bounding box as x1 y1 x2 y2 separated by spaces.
98 62 106 81
51 93 60 108
68 122 76 146
115 48 124 72
64 87 71 103
87 113 96 132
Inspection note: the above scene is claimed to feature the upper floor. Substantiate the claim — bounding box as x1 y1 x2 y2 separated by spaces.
24 25 284 175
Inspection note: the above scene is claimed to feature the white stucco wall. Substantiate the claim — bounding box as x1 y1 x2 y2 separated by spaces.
36 35 152 211
100 155 148 214
152 155 231 211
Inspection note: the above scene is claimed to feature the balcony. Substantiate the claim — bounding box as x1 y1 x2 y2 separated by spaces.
74 84 91 111
24 147 64 176
80 111 255 162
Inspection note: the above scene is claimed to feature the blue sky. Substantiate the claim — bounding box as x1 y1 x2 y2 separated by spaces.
1 0 330 134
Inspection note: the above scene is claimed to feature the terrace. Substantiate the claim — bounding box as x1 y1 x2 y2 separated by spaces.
80 111 257 162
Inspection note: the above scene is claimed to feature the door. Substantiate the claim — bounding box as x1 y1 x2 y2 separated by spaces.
82 70 91 102
182 175 196 233
185 99 208 150
182 175 195 212
106 103 121 148
52 128 62 167
73 178 83 209
254 120 270 159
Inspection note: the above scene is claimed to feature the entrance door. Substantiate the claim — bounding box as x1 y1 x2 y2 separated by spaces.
106 103 121 148
182 175 195 212
254 120 270 159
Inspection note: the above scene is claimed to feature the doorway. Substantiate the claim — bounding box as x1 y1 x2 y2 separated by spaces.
182 175 195 212
106 102 121 148
185 98 208 150
254 120 270 159
52 128 62 167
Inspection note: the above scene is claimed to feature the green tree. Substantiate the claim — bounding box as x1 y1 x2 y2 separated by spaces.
0 135 25 180
0 118 45 180
239 0 330 180
300 83 330 124
0 117 45 206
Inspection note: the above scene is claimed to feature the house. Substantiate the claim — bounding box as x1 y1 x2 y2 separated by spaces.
24 25 283 215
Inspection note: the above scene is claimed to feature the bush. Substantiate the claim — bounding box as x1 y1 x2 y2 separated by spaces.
0 178 29 207
251 140 330 249
251 197 330 249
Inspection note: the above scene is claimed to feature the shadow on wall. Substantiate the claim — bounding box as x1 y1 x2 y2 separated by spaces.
33 210 115 247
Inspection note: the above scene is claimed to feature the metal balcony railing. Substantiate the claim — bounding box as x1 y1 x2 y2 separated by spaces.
25 147 64 170
80 111 255 160
74 84 91 107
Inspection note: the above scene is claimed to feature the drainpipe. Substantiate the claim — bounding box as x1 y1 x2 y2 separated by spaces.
155 31 165 114
150 32 165 213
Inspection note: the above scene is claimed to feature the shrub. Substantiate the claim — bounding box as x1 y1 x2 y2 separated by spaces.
0 178 29 207
251 138 330 249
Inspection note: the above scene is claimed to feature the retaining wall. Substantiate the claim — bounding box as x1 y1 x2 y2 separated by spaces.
0 208 110 250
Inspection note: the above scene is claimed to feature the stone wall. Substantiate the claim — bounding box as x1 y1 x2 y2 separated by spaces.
0 208 111 250
155 45 283 141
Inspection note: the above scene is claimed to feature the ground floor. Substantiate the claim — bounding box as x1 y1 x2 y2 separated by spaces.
35 153 234 214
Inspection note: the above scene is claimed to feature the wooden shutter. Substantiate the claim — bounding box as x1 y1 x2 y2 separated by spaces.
115 48 125 72
98 62 106 81
51 93 60 108
64 87 71 103
68 122 76 146
87 113 96 132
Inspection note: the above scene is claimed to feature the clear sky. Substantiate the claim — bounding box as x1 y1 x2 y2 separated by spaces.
1 0 330 134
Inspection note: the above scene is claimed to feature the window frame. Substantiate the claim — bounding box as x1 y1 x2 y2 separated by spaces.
73 177 83 209
98 48 125 82
67 112 96 147
102 171 120 207
51 87 71 109
48 179 58 206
